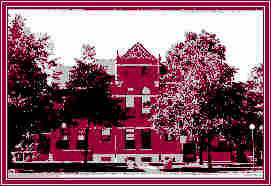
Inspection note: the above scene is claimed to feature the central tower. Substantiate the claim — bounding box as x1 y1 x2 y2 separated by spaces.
113 42 160 127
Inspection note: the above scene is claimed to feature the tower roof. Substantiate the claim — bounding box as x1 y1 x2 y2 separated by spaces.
120 42 157 61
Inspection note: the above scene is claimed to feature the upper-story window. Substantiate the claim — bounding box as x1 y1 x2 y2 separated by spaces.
142 87 150 95
141 66 147 75
126 95 134 108
165 133 176 142
154 81 159 88
115 80 123 88
142 87 151 114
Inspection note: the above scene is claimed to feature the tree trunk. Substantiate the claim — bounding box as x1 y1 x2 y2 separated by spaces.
237 144 247 163
232 138 247 163
84 120 90 164
207 134 212 169
199 135 203 165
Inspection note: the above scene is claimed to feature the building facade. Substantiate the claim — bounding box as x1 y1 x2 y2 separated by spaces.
12 43 234 165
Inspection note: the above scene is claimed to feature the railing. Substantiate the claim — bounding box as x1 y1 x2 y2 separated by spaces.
11 151 40 162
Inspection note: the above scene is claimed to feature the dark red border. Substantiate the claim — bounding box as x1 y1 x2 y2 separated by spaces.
1 1 270 185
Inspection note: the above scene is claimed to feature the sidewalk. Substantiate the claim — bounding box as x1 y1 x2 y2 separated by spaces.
9 162 144 173
9 161 263 173
149 161 263 172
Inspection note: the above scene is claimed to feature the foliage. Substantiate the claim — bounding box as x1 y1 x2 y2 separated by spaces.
7 15 62 155
246 63 264 121
65 44 127 126
200 64 264 162
150 31 236 137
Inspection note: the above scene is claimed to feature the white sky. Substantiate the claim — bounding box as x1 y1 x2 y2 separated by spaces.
9 9 263 82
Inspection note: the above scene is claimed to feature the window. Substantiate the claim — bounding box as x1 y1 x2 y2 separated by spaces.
24 132 34 145
128 88 134 91
165 134 176 142
63 135 68 140
141 157 152 162
61 123 69 141
101 128 111 141
142 87 151 114
126 95 134 108
142 87 150 94
160 64 167 75
141 129 151 149
142 95 150 103
77 128 85 140
56 140 69 149
154 81 159 87
38 134 50 153
125 128 135 149
241 135 247 145
183 143 196 162
141 66 147 75
115 80 123 87
77 128 86 149
183 143 196 154
78 134 85 141
61 122 67 128
77 140 87 149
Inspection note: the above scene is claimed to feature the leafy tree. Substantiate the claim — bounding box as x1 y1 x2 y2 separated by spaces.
8 15 62 163
201 63 264 164
201 82 248 163
65 44 127 163
246 63 264 122
150 31 236 167
247 63 264 165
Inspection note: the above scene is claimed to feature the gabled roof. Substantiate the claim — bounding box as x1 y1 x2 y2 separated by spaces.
120 42 157 61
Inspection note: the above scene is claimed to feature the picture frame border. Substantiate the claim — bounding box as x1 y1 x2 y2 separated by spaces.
1 0 270 185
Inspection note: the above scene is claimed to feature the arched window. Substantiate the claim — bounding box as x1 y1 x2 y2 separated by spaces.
142 87 151 113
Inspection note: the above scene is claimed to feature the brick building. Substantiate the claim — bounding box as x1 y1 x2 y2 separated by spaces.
12 43 235 165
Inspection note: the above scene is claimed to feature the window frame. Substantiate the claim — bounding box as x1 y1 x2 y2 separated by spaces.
140 129 152 150
125 128 136 149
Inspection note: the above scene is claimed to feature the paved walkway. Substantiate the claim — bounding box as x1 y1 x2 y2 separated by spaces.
9 162 263 173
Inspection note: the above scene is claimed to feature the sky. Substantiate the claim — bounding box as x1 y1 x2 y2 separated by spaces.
9 9 263 82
